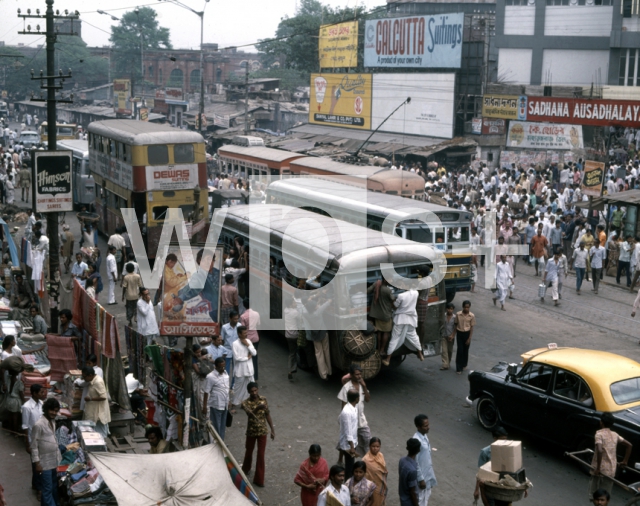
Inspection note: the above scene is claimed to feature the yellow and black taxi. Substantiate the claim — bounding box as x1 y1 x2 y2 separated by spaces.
468 346 640 460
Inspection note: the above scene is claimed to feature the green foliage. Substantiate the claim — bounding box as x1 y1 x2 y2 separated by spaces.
256 0 363 75
2 37 109 99
109 6 172 81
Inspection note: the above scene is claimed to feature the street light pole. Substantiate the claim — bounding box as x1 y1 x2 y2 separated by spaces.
159 0 209 134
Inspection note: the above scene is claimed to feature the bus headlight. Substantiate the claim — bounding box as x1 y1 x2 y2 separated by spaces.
460 267 470 276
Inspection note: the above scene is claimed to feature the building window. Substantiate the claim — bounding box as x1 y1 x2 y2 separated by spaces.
148 65 154 77
619 49 639 86
159 68 163 84
507 0 533 5
168 68 184 88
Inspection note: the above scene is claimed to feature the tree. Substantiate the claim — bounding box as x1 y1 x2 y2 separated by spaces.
256 0 361 75
109 7 172 82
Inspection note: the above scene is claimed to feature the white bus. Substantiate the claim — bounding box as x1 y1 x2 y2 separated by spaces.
57 139 95 208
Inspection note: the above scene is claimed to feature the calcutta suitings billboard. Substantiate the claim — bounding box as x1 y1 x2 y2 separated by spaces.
364 13 464 68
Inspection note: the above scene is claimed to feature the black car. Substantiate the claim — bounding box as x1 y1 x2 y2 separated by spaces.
468 347 640 464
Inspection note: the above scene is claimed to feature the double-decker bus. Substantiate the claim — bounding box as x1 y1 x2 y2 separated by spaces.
57 139 95 209
87 120 209 257
219 204 446 378
40 122 77 143
266 178 472 302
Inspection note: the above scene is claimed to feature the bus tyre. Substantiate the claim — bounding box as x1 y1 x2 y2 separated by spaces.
446 290 455 303
476 396 500 430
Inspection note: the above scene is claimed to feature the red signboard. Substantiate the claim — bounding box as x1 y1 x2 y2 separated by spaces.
525 96 640 127
482 118 505 135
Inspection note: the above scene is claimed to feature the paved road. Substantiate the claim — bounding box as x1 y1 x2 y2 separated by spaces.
3 209 640 505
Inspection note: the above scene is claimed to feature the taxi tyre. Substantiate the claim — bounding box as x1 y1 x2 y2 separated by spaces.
477 396 500 430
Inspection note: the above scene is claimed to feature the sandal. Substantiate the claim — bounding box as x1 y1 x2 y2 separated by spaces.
440 367 448 371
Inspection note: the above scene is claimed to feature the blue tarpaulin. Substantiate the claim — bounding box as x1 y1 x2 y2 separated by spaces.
0 218 20 266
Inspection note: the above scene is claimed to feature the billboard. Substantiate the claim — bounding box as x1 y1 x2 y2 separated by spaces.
309 73 372 129
364 13 464 69
482 95 527 120
34 151 73 212
145 165 200 191
160 245 223 336
319 21 358 69
482 118 506 135
371 73 455 138
507 121 584 150
525 96 640 127
582 161 605 197
113 79 131 115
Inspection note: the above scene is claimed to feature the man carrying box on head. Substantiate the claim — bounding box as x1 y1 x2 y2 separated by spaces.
474 426 508 505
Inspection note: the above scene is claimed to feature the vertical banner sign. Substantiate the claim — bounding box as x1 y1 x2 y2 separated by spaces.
364 13 464 68
319 21 359 69
582 161 605 197
309 73 372 129
139 108 149 122
34 151 73 212
113 79 131 115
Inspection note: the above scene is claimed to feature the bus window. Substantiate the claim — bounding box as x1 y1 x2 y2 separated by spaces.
152 206 169 221
162 191 176 198
109 140 116 157
148 145 169 165
460 226 470 242
59 126 75 137
122 143 128 162
406 226 433 244
448 227 462 242
174 144 194 163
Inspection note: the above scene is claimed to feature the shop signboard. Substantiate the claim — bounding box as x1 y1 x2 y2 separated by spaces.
319 21 358 69
113 79 131 115
309 73 372 129
471 118 482 134
482 118 506 135
364 13 464 68
524 96 640 127
145 164 199 191
507 121 583 150
160 245 223 336
482 94 527 120
34 151 73 212
581 160 605 197
371 73 455 138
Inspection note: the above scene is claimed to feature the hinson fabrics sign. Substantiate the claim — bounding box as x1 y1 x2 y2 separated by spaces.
34 151 73 212
526 97 640 127
581 160 605 197
364 13 464 68
507 121 584 150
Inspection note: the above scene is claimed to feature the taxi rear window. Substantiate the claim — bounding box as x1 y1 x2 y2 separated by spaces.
611 377 640 405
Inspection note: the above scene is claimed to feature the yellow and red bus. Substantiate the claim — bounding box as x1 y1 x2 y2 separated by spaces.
87 120 209 258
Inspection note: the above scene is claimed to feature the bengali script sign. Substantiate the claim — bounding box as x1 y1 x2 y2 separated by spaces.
581 160 605 197
319 21 358 69
507 121 583 150
482 94 526 120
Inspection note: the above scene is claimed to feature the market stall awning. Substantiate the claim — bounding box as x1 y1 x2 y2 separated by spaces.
575 190 640 211
89 443 256 506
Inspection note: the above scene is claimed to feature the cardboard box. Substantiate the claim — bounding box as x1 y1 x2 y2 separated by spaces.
499 468 526 485
491 440 523 473
477 461 500 483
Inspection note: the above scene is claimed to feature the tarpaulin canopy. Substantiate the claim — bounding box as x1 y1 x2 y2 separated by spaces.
89 443 256 506
0 218 19 266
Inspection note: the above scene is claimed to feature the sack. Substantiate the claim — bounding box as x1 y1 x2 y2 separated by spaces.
197 359 215 377
225 411 233 428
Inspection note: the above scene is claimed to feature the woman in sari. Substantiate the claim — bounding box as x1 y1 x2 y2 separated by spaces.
362 437 387 506
346 461 376 506
294 444 329 506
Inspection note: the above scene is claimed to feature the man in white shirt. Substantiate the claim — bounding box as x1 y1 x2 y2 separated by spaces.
337 365 371 458
22 384 47 494
590 241 607 295
137 288 159 345
203 358 230 440
317 465 351 506
413 414 437 506
337 389 359 480
572 242 589 294
630 241 640 293
71 253 88 288
231 325 256 407
383 288 423 365
106 246 118 305
74 354 103 411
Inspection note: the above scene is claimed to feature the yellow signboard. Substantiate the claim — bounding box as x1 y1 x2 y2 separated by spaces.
113 79 131 115
309 73 372 130
482 94 524 120
319 21 358 69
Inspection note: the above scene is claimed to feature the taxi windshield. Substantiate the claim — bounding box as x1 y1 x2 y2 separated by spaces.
610 377 640 405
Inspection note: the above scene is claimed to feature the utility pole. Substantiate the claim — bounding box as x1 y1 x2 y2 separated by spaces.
244 62 249 134
19 0 78 333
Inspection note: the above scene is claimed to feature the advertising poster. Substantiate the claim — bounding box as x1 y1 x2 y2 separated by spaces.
371 73 455 138
481 118 506 135
582 160 605 197
145 164 199 191
160 246 223 336
507 121 583 150
482 95 526 120
319 21 358 69
113 79 131 115
309 73 372 129
525 96 640 127
34 151 73 212
471 118 482 134
364 13 464 68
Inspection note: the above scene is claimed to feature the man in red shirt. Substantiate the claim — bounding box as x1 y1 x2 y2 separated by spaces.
530 226 549 277
220 273 239 325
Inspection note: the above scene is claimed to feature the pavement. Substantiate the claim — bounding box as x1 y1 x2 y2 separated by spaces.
1 201 640 504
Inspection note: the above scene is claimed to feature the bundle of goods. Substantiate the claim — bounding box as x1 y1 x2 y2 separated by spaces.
476 440 532 503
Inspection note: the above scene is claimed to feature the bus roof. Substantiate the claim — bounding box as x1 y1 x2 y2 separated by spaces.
87 120 204 146
57 139 89 156
221 204 445 273
267 178 473 223
218 144 304 163
289 157 383 176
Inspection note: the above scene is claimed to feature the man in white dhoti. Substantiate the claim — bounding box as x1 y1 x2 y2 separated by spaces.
493 255 513 311
382 288 424 366
231 325 257 407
